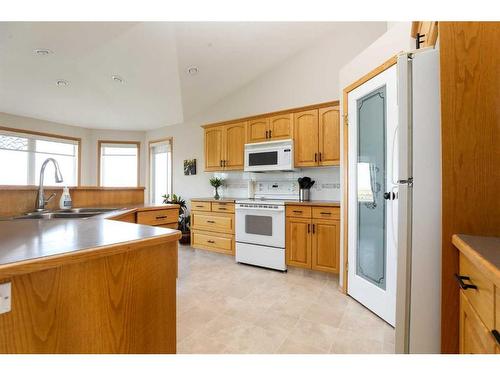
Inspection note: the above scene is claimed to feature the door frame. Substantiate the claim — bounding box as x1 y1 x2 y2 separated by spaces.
341 55 398 294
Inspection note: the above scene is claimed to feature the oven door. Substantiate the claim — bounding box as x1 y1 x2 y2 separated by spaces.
235 205 285 248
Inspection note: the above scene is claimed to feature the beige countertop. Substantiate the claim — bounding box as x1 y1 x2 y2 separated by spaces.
0 204 181 276
452 234 500 284
191 197 340 206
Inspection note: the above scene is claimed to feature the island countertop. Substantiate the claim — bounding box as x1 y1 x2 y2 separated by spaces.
0 205 181 278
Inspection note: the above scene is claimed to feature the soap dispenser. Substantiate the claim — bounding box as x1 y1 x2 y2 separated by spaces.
59 187 72 209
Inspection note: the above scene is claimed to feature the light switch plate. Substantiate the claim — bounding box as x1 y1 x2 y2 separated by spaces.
0 282 11 314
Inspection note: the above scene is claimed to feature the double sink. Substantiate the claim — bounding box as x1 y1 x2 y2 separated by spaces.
13 207 119 220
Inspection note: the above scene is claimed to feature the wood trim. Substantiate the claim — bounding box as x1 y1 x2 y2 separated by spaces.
341 55 398 294
0 125 82 186
0 185 145 191
148 137 173 204
411 21 439 48
202 100 340 129
97 140 141 187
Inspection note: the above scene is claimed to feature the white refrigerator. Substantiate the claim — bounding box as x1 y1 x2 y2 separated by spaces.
394 48 442 353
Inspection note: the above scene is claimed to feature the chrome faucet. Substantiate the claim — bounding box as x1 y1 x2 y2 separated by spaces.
35 158 64 211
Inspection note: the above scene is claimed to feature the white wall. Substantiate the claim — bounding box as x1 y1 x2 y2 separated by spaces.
337 22 415 289
0 112 147 187
146 23 388 207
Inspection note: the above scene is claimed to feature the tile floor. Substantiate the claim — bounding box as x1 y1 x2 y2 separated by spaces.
177 245 395 354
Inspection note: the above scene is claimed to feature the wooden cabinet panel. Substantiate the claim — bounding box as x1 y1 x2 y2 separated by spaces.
459 253 495 329
224 122 246 170
312 206 340 220
137 209 178 226
312 219 339 273
318 107 340 166
247 118 269 143
192 230 234 254
212 202 235 213
191 201 211 211
294 109 319 167
286 217 312 269
269 114 293 140
191 212 234 234
286 205 312 218
459 292 497 354
204 127 224 171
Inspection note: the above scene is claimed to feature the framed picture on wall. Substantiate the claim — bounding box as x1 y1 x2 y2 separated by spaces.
184 159 196 175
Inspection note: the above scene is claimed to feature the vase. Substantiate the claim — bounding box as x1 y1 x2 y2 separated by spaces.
214 187 220 200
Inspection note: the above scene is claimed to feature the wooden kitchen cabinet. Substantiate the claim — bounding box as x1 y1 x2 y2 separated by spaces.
318 106 340 166
286 204 340 273
312 218 340 273
204 122 246 171
247 118 269 143
286 217 312 268
204 126 224 171
269 113 293 140
294 106 340 167
293 109 319 167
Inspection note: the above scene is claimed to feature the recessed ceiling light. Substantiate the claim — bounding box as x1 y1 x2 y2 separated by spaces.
56 79 69 87
34 49 53 56
112 75 124 83
187 66 199 75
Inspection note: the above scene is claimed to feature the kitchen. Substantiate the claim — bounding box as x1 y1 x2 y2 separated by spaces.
0 12 499 367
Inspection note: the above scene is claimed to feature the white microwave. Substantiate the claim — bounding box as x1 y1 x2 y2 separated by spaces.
244 139 294 172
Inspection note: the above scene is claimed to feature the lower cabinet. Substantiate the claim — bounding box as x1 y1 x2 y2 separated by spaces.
190 200 235 256
286 205 340 273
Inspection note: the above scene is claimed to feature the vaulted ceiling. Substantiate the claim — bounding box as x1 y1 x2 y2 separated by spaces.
0 22 386 130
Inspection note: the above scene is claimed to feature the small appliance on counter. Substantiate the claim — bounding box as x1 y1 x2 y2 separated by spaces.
298 177 315 201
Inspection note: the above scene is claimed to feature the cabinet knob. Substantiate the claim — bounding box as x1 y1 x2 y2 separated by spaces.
315 153 317 162
269 130 272 138
492 330 500 345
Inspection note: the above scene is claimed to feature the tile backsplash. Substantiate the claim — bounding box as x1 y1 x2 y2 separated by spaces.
214 166 341 201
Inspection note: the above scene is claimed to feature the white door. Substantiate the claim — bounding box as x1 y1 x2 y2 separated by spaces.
347 65 399 326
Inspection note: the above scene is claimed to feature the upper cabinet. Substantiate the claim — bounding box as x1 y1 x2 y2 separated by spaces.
247 114 293 143
204 122 246 171
203 101 340 171
247 118 269 143
294 106 340 167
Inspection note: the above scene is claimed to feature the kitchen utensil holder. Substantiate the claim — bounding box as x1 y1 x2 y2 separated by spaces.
299 188 310 201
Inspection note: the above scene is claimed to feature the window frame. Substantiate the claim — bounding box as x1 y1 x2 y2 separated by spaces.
97 140 141 187
148 137 173 205
0 126 81 187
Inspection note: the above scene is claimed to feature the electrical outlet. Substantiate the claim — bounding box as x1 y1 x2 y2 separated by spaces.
0 282 11 314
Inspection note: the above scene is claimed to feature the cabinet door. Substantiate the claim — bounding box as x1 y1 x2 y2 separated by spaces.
293 109 319 167
247 118 269 143
204 127 224 171
224 122 246 170
459 292 497 354
269 113 293 140
286 217 312 269
318 106 340 166
312 219 340 273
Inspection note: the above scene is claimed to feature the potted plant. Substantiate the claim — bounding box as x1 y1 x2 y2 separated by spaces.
209 177 224 200
162 193 191 244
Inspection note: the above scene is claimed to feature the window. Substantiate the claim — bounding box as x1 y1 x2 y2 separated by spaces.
99 141 140 187
0 128 80 186
149 139 172 204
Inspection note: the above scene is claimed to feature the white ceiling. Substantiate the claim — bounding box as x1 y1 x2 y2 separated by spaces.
0 22 385 130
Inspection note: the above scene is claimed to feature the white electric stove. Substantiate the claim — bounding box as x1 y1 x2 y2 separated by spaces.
235 181 298 271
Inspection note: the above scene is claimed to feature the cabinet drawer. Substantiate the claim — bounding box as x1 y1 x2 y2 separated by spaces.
460 291 498 354
312 206 340 220
191 201 211 211
136 209 178 226
192 212 234 233
212 202 235 213
459 253 495 329
286 205 312 218
192 231 233 254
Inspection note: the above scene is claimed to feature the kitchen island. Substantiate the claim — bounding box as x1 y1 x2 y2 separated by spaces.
0 207 180 354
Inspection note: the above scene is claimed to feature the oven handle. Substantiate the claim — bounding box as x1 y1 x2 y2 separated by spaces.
235 206 285 212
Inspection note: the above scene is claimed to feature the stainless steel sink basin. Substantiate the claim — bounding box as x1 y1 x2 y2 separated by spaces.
13 208 120 220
